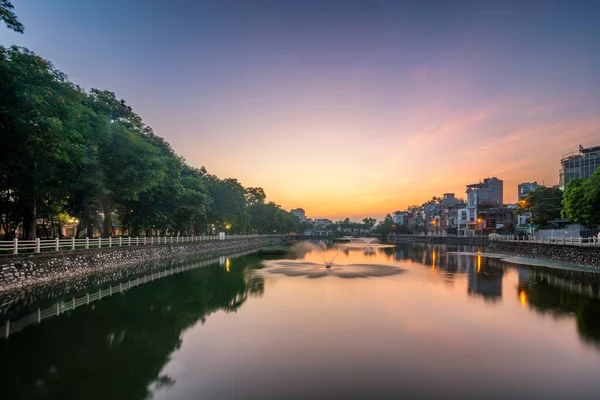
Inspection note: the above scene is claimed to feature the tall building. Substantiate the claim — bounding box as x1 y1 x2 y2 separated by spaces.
517 182 540 201
465 177 503 228
559 145 600 189
466 177 503 206
291 208 306 222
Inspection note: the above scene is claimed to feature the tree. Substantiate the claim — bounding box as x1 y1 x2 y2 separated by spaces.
245 187 266 206
375 214 394 235
516 187 563 228
1 0 24 33
362 217 376 230
88 90 167 237
206 177 249 233
562 178 589 225
0 46 88 239
0 46 299 239
562 167 600 227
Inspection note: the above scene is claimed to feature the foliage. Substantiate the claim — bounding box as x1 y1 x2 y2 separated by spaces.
562 167 600 227
0 0 23 33
0 46 297 238
515 187 563 228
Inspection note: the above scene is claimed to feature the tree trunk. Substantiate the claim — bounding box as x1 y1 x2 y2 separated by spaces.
102 197 112 238
43 220 49 238
25 201 36 240
86 222 94 238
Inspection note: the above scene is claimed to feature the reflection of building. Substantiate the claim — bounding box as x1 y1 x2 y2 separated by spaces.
394 248 405 261
303 230 329 236
468 258 503 302
291 208 306 222
559 144 600 190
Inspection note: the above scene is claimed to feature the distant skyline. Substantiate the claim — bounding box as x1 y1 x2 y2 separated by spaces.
2 0 599 220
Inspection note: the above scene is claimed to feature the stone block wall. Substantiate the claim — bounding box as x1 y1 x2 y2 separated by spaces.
0 237 279 292
486 241 600 269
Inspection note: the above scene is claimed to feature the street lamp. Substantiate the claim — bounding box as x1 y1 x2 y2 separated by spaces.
477 217 482 238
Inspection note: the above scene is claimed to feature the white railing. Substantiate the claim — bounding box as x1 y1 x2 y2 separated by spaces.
489 235 600 247
0 234 266 255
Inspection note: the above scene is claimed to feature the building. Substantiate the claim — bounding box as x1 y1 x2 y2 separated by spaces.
465 177 503 229
291 208 306 222
440 193 461 207
442 202 466 235
478 206 515 233
559 145 600 189
392 211 405 225
517 182 540 201
516 182 540 226
313 218 333 227
466 177 503 206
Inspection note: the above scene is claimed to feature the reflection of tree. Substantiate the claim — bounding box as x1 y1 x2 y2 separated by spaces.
0 256 264 400
525 279 600 349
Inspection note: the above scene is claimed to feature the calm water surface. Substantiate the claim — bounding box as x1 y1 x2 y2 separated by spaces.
1 243 600 399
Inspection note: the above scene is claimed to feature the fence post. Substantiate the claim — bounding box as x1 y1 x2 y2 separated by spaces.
55 237 59 252
151 236 154 246
128 237 131 246
13 238 18 255
108 237 112 248
119 237 122 247
71 237 75 250
143 237 146 245
85 237 89 249
171 236 173 244
136 237 139 246
98 237 101 248
35 238 40 253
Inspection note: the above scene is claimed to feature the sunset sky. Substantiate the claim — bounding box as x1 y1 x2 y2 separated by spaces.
2 0 599 220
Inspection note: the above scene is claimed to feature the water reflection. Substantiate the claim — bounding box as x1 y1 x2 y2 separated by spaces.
2 244 600 399
389 243 600 348
0 256 264 399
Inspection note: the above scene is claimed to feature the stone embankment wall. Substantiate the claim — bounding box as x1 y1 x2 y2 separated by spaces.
390 235 489 246
0 237 279 292
486 241 600 269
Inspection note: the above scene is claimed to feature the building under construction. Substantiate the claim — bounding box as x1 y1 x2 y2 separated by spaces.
559 144 600 190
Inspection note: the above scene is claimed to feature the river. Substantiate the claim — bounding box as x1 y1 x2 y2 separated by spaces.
1 242 600 399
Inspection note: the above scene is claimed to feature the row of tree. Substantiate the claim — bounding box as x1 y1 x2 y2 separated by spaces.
0 45 300 239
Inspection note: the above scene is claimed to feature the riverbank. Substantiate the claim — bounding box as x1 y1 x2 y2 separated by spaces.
0 236 281 292
389 235 489 246
486 241 600 270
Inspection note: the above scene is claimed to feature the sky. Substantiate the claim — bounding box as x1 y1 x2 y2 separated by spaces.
2 0 600 221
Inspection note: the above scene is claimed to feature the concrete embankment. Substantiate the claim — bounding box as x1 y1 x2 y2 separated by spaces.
486 241 600 270
0 236 281 292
